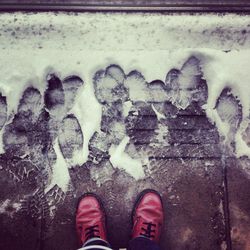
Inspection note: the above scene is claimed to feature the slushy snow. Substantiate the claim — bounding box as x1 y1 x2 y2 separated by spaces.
0 12 250 191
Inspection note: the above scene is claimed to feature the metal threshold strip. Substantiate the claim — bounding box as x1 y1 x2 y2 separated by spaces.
0 2 250 12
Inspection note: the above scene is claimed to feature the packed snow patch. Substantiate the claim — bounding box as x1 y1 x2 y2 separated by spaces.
109 136 145 180
46 139 70 193
152 104 166 120
71 82 102 166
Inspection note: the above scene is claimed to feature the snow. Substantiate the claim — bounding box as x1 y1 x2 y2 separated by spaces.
123 101 133 117
0 129 5 154
152 104 166 120
195 50 250 118
235 118 250 158
45 139 70 193
235 130 250 158
194 50 250 156
109 136 145 180
71 82 102 166
0 12 250 190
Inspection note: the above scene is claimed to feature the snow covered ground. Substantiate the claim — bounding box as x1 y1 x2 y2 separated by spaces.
0 11 249 250
0 12 249 191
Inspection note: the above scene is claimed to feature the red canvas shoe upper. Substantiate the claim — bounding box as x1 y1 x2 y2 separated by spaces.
76 194 107 245
132 190 164 243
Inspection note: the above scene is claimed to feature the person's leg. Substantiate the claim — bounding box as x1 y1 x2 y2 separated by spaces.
78 237 112 250
76 193 112 250
128 189 164 250
128 237 160 250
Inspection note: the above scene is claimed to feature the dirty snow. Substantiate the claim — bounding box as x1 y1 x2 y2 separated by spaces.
0 12 250 190
45 139 70 193
109 136 145 180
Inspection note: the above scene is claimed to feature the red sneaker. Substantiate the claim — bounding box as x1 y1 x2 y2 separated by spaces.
76 193 107 245
132 189 164 243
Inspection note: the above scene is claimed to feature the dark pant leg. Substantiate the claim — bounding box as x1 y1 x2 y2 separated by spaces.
82 238 112 250
128 237 161 250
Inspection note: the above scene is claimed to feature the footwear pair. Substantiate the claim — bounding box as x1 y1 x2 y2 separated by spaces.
76 189 164 246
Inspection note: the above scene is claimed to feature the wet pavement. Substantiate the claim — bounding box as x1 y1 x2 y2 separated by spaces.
0 57 249 250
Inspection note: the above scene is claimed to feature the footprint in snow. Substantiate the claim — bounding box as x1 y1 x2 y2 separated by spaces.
44 73 65 120
92 64 129 147
165 56 208 109
87 65 131 185
215 87 242 151
58 114 83 161
3 87 51 159
57 75 84 163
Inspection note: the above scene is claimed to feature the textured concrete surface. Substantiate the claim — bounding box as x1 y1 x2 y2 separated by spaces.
227 158 250 250
0 56 248 250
